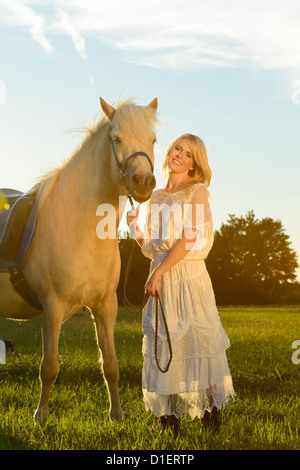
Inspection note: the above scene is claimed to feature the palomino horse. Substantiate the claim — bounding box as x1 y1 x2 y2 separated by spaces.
0 97 158 426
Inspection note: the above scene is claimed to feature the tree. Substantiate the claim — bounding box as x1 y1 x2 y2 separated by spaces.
206 211 299 304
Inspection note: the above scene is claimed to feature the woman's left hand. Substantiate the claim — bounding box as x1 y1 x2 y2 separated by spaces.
144 269 161 297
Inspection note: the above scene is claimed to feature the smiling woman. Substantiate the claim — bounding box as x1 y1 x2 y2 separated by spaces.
168 140 194 174
162 134 212 188
127 133 235 437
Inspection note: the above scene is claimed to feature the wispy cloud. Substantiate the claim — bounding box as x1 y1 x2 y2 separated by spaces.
1 0 300 72
54 7 88 63
0 0 54 54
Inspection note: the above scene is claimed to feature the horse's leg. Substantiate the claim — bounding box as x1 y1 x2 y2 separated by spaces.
93 293 123 422
34 301 64 427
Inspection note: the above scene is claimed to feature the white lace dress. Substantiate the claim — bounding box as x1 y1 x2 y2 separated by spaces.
140 183 235 419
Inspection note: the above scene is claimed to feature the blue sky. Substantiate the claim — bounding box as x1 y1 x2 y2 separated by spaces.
0 0 299 280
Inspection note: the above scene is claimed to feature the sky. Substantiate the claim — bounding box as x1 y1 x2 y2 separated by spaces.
0 0 299 280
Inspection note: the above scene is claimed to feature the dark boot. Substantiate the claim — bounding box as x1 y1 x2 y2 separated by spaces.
168 414 179 437
160 415 168 429
160 415 179 437
202 407 221 432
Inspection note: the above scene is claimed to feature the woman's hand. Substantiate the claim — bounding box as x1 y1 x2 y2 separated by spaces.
126 206 140 227
144 268 161 296
127 206 144 244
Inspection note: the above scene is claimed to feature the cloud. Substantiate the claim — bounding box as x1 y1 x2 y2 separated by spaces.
1 0 300 72
54 7 88 63
0 0 54 54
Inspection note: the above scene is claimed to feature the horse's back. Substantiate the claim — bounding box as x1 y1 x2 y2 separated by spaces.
0 272 42 319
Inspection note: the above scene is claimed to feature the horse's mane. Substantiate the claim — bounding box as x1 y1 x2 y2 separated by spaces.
32 99 158 213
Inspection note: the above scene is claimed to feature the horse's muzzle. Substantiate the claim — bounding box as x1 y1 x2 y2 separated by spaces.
129 173 156 203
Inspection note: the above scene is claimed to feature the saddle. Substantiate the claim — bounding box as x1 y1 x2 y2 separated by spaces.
0 188 42 310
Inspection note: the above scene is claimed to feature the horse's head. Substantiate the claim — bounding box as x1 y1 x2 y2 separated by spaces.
100 97 158 203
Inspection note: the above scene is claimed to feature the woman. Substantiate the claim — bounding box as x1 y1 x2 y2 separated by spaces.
127 134 234 436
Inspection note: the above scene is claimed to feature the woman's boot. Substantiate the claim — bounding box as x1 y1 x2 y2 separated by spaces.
202 407 221 432
160 415 179 437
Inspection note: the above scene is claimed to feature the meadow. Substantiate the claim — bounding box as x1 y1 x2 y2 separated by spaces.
0 305 299 451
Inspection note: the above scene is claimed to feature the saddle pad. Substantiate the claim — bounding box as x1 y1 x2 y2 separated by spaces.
0 188 38 272
0 207 11 246
0 188 24 243
0 188 24 207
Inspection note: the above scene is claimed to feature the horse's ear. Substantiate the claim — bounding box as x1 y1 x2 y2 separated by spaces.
147 98 158 111
99 97 116 120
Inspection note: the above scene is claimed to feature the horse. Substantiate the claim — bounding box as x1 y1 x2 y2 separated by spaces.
0 97 158 426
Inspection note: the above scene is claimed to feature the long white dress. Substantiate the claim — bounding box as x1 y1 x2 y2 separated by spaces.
140 183 235 419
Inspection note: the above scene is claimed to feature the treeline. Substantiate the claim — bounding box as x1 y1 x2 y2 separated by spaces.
117 211 300 306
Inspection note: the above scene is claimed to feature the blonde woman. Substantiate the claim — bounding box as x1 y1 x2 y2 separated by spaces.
127 134 234 436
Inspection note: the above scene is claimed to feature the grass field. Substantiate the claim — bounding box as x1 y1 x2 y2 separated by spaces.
0 305 299 450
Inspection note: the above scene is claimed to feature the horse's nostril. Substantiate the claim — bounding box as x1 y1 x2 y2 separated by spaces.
148 175 156 189
130 174 156 190
131 174 141 187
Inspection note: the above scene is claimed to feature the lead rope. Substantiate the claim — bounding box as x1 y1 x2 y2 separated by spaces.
154 291 173 373
122 197 172 373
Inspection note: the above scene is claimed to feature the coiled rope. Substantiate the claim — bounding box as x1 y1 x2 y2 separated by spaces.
122 236 172 373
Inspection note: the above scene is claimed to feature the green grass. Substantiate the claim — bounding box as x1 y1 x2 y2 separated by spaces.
0 305 299 450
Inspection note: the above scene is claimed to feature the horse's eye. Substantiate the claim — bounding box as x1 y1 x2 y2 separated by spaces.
112 136 121 144
153 138 157 145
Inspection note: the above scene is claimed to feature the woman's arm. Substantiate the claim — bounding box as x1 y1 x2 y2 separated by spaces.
144 184 208 296
144 230 197 296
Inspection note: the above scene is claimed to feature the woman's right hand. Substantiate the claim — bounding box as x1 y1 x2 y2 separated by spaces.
126 207 140 227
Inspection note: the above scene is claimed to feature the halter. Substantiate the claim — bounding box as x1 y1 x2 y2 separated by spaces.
110 139 154 206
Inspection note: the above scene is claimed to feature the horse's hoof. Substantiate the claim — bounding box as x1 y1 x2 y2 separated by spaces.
110 408 124 423
34 407 48 428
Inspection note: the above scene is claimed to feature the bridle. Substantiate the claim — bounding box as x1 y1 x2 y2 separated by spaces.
110 138 154 206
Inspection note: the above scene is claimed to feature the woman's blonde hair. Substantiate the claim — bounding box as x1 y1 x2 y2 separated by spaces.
161 133 212 187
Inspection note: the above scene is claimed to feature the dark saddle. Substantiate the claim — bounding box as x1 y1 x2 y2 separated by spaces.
0 188 42 310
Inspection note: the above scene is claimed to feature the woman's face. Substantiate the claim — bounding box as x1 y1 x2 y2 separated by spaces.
168 138 194 175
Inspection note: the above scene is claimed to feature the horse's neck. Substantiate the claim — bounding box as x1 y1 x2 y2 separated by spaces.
57 135 125 228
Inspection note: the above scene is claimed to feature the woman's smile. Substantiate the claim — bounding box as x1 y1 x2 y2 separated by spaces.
172 157 182 165
168 138 194 173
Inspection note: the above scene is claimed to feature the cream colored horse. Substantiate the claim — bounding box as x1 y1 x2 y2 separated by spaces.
0 97 158 426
